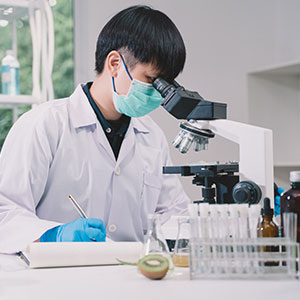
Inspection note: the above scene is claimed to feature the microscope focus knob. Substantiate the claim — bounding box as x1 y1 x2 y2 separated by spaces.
232 181 262 204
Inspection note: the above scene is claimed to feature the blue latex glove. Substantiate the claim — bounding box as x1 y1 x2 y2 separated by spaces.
274 187 284 217
40 218 106 242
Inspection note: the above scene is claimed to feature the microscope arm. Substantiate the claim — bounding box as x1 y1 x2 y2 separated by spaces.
153 77 274 205
192 119 274 205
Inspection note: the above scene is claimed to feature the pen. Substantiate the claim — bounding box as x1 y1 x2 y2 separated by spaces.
17 251 30 266
18 196 92 266
68 195 97 241
68 195 88 218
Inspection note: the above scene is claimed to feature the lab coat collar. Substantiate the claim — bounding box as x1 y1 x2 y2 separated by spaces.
69 84 150 134
130 118 150 134
116 118 149 163
69 84 98 129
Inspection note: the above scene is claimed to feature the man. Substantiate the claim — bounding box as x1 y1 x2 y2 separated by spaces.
0 5 189 253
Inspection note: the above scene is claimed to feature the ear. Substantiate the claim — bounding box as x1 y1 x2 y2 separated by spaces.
106 51 122 77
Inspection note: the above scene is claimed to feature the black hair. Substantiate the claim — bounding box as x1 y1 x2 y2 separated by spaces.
95 5 186 81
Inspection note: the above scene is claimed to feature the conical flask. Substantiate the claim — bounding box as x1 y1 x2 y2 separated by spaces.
173 216 190 267
142 214 174 270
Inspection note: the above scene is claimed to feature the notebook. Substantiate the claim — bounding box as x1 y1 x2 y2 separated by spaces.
25 242 143 268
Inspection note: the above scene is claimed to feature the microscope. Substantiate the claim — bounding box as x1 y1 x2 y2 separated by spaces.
153 78 274 206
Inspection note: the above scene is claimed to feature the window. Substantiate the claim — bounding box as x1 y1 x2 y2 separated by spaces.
0 0 74 149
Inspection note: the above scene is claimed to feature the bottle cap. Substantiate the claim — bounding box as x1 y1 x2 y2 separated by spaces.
199 203 209 218
6 50 14 56
261 197 273 216
237 204 249 218
228 204 239 218
208 204 218 218
217 204 229 217
290 171 300 183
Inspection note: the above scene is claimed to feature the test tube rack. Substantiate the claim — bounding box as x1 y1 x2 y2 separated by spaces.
189 218 300 280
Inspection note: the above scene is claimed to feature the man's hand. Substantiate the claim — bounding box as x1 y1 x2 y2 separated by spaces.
40 218 106 242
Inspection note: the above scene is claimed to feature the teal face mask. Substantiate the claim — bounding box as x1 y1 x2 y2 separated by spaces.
112 56 163 118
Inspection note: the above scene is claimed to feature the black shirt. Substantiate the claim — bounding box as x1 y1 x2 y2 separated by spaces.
82 82 131 160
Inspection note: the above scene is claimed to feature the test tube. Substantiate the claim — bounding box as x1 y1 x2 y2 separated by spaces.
248 204 262 274
188 203 199 219
228 204 241 274
209 205 220 274
198 203 209 237
188 203 199 274
283 212 297 242
198 203 209 274
237 204 250 273
217 204 230 274
282 212 298 275
248 205 261 238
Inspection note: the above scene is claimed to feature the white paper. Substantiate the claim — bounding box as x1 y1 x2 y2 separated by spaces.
26 242 142 268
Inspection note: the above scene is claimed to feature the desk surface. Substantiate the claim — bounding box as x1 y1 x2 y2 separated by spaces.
1 255 300 300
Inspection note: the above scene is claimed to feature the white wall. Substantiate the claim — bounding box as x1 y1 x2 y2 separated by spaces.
74 0 300 199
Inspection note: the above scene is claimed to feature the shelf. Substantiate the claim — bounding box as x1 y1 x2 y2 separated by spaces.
0 6 27 21
0 1 40 21
0 94 41 108
248 61 300 167
274 163 300 168
0 0 34 6
249 61 300 75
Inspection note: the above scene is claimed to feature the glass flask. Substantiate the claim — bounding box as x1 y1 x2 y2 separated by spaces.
142 214 174 270
173 216 190 267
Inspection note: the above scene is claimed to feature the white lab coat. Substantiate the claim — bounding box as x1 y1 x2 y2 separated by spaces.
0 84 190 253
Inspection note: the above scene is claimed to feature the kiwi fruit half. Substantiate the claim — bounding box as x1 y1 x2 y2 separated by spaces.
138 254 169 280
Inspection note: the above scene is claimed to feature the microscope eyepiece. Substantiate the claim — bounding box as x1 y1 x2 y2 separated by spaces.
153 78 177 99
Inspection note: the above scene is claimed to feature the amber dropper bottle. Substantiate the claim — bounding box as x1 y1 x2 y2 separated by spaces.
258 197 279 266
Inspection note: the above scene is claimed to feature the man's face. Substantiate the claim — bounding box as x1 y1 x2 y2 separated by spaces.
114 59 160 95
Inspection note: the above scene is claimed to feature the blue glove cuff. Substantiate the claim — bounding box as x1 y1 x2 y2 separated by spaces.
40 225 60 242
274 195 281 217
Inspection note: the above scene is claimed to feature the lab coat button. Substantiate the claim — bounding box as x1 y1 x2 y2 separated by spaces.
108 224 117 232
106 127 112 133
114 166 121 175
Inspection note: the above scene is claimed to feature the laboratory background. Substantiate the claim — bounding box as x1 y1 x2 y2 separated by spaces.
74 0 300 200
1 0 300 299
0 0 299 200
